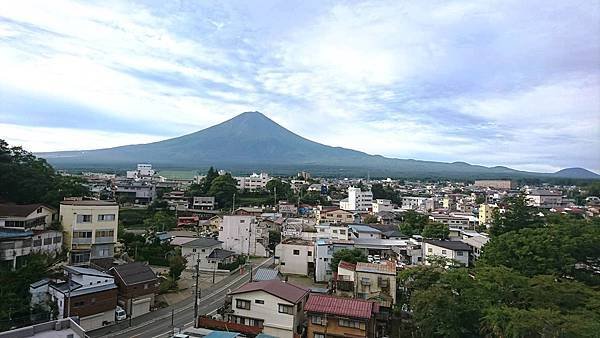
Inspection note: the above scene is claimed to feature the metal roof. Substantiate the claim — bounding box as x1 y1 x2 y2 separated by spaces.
0 203 55 217
110 262 157 286
181 237 222 248
304 294 377 319
230 280 308 304
424 239 472 251
252 268 281 281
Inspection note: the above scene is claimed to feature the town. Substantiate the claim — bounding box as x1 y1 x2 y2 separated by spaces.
1 142 599 338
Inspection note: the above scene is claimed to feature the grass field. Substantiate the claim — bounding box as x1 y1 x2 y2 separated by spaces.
157 170 198 179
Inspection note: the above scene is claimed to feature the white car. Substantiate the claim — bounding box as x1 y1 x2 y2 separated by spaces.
115 306 127 321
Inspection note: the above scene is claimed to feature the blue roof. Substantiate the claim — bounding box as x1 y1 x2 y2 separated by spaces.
0 229 33 239
204 332 241 338
256 334 278 338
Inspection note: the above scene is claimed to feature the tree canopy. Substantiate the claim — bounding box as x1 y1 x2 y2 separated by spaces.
0 139 89 206
330 248 367 271
207 173 238 209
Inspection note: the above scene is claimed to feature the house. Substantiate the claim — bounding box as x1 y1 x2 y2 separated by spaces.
192 196 216 210
354 261 397 309
207 215 223 233
228 279 309 338
60 200 119 265
233 207 264 217
349 224 383 239
371 199 392 213
340 187 373 211
274 238 314 276
0 318 86 338
333 261 356 298
304 294 379 338
316 207 355 224
181 237 223 270
253 268 283 281
314 223 351 240
47 266 118 331
0 203 56 230
207 248 237 267
0 228 62 270
314 239 355 282
278 201 297 216
219 216 268 257
423 240 471 266
109 262 158 318
428 213 472 230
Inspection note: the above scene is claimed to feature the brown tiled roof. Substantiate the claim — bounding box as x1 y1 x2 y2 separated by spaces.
229 280 308 304
355 261 396 275
304 294 377 319
338 261 356 271
0 203 55 217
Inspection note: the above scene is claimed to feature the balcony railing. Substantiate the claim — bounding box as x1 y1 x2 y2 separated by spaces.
72 238 93 245
94 236 115 244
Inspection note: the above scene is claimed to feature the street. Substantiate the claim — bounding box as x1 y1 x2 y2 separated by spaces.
88 257 273 338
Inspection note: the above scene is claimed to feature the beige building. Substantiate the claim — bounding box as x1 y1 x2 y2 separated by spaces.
478 203 497 225
228 279 309 338
354 261 397 308
316 207 354 224
274 238 314 276
60 200 119 265
474 180 516 190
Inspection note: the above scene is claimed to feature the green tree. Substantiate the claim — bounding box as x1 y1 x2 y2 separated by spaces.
266 179 293 201
421 223 449 239
268 230 281 251
207 173 238 209
398 210 429 236
143 211 176 232
330 249 367 271
363 214 379 224
489 194 542 236
169 255 187 282
202 167 219 193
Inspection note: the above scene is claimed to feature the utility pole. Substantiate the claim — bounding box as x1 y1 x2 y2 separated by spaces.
232 193 236 214
66 270 72 318
274 186 277 212
129 298 133 326
212 261 216 284
193 254 200 327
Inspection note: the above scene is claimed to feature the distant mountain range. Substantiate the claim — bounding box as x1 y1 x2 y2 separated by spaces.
38 112 599 179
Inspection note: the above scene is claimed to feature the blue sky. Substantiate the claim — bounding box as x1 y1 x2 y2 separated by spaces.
1 0 599 173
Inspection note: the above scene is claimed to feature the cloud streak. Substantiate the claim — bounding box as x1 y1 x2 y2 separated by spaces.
0 0 598 172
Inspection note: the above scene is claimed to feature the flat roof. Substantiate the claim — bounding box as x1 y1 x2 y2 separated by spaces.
60 200 118 206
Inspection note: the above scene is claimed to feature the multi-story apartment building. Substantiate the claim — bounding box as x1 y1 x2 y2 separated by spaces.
112 180 155 205
274 238 314 276
354 261 397 309
526 189 563 208
218 215 268 257
60 200 119 265
478 203 497 225
192 196 216 210
305 294 379 338
400 196 435 212
228 279 309 338
235 172 273 191
340 187 373 211
126 163 155 179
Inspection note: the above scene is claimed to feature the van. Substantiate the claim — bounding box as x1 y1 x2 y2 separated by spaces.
115 306 127 321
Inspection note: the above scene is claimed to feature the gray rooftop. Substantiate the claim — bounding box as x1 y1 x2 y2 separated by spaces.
252 268 281 281
181 237 222 248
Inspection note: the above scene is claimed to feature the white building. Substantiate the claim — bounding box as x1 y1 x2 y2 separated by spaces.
180 237 223 270
314 224 351 240
228 279 309 338
401 196 435 211
0 203 56 230
423 240 471 267
235 172 273 191
274 238 314 276
47 266 118 331
526 190 563 208
218 215 268 257
372 199 392 213
126 164 155 179
314 239 355 282
192 196 215 210
340 187 373 211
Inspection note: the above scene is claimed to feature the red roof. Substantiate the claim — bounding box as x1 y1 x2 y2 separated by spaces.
304 294 377 319
197 316 262 335
338 261 356 271
229 280 308 304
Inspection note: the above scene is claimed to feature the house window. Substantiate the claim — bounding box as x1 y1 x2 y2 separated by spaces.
332 230 338 234
76 215 92 223
457 251 464 256
280 262 286 266
73 231 92 238
428 248 432 253
43 238 52 245
339 230 346 235
255 299 264 304
314 334 325 338
236 299 251 310
95 230 115 238
339 319 361 328
311 315 323 325
278 304 294 314
307 251 312 256
192 248 197 253
37 207 43 213
293 250 300 255
53 236 62 243
98 214 115 221
442 250 447 254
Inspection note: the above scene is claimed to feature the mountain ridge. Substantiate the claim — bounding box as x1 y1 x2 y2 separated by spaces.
37 112 599 179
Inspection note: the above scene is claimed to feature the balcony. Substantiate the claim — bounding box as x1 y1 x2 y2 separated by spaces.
94 236 115 244
335 280 354 292
72 238 93 245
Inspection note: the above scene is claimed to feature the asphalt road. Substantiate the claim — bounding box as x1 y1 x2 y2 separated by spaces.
89 257 273 338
